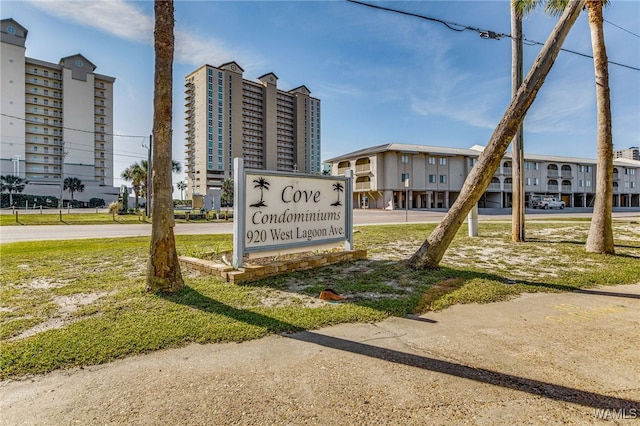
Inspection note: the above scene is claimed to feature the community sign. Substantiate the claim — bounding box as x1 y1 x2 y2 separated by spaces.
232 159 352 268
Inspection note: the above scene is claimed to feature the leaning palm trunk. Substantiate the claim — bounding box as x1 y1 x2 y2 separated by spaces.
408 0 585 269
584 0 614 254
147 0 184 292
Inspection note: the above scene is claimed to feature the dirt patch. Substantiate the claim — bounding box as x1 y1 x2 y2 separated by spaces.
9 291 110 341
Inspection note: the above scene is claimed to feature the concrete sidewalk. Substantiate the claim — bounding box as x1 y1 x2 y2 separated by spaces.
2 284 639 425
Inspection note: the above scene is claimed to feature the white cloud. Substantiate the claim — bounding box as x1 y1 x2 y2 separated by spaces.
410 71 509 130
524 77 594 134
28 0 253 68
28 0 153 42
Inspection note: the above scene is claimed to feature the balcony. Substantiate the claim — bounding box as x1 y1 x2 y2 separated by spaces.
547 185 559 192
355 164 371 174
560 172 573 179
487 183 501 191
355 181 371 190
547 171 559 178
561 185 572 192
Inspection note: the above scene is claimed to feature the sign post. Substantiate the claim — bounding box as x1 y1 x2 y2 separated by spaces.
232 158 352 269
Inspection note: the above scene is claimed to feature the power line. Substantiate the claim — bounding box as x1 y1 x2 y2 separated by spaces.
0 113 148 139
347 0 640 72
604 18 640 38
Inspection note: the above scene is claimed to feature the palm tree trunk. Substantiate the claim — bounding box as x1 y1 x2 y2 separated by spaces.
584 0 615 254
408 0 585 269
147 0 184 292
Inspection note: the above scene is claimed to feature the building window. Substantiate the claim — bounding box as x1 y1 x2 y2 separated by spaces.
428 157 436 165
401 155 409 164
625 168 636 175
401 173 410 182
428 174 436 183
439 157 447 166
439 175 447 184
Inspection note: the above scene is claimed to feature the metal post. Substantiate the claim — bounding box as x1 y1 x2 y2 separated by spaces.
468 203 479 237
232 158 245 269
344 170 354 251
404 178 409 222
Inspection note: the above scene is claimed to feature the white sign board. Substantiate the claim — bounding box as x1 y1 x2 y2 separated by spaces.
233 159 352 268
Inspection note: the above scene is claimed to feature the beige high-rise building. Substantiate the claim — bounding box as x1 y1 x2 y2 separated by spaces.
614 147 640 161
1 18 115 202
184 61 321 197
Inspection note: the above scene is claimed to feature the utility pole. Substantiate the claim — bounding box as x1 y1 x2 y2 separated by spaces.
511 3 525 242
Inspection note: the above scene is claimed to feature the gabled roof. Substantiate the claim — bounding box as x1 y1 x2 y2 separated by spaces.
290 85 311 95
60 54 96 71
220 61 244 73
1 18 28 47
258 72 278 85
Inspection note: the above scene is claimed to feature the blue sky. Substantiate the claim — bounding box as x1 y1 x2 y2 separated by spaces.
3 0 639 191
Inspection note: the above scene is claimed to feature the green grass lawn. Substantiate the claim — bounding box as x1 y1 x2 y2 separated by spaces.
0 211 233 226
1 220 639 378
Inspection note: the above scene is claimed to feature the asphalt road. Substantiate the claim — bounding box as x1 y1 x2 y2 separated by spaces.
1 208 638 244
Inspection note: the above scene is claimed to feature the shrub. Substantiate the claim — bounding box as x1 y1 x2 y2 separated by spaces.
89 198 106 208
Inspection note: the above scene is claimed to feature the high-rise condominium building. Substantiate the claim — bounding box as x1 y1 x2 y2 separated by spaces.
1 18 115 194
614 147 640 161
184 61 321 197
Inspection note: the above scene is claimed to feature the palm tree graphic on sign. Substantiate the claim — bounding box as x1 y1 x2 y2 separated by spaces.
250 177 270 207
331 182 343 206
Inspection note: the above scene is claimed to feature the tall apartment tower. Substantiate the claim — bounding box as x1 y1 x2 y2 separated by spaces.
184 61 321 197
1 18 115 189
614 147 640 161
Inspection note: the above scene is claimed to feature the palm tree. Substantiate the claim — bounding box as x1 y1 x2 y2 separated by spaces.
250 177 270 207
331 182 344 206
147 0 183 293
514 0 614 254
220 178 234 220
121 162 145 208
1 175 25 207
140 159 181 204
408 0 585 269
221 178 234 206
63 177 85 204
122 159 180 208
176 180 187 201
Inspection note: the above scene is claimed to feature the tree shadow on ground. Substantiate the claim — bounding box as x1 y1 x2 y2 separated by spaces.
162 285 640 411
